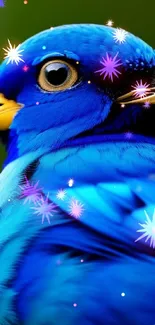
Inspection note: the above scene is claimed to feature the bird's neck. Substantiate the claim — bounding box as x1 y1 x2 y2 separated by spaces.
3 129 19 168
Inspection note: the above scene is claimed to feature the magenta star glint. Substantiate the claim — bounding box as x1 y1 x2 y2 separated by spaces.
95 52 122 82
19 177 42 204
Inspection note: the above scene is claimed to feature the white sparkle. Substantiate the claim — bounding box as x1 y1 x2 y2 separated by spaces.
135 209 155 248
121 292 125 297
68 178 74 187
106 20 114 27
3 40 24 65
113 28 128 44
56 189 66 200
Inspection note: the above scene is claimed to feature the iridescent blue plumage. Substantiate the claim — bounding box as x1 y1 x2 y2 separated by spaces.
0 24 155 324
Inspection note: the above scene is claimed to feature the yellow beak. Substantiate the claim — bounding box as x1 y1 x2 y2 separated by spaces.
0 93 23 130
117 87 155 105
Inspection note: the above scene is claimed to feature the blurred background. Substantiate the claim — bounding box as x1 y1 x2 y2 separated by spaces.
0 0 155 169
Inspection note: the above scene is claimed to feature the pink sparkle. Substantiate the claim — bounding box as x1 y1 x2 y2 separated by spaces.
19 177 42 204
23 65 29 72
73 303 77 307
36 101 40 105
81 259 84 263
95 52 122 82
132 80 150 98
69 199 84 219
31 194 57 224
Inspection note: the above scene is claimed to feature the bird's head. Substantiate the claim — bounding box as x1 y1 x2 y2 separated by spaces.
0 24 155 179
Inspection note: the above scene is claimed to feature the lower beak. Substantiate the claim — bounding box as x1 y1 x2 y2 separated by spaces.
0 93 24 130
117 88 155 105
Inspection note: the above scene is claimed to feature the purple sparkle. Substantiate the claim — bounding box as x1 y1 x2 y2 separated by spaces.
143 101 151 109
132 80 150 98
19 177 42 204
95 52 122 82
31 195 57 224
124 132 133 139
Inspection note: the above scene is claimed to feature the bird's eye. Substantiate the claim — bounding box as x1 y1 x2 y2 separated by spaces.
38 59 78 92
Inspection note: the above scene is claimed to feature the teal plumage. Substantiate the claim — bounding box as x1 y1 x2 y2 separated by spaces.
0 24 155 324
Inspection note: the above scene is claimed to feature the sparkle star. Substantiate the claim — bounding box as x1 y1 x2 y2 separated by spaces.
132 80 150 98
23 65 29 72
56 189 66 200
32 195 57 224
124 131 133 139
19 177 42 204
69 199 84 219
113 28 128 44
3 40 24 65
143 101 151 109
106 20 114 27
135 210 155 249
95 52 122 82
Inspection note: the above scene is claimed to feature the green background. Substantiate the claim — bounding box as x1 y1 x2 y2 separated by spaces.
0 0 155 168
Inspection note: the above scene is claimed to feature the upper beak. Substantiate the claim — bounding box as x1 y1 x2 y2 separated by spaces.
117 87 155 105
0 93 24 130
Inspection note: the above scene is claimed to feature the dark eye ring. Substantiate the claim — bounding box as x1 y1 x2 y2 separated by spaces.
38 59 78 92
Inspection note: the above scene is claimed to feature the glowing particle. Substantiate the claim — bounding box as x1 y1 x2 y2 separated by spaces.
143 101 151 109
36 101 40 105
69 199 84 219
68 178 74 187
113 28 128 44
124 131 133 139
135 210 155 248
3 40 24 65
132 80 150 98
106 20 114 27
23 65 29 72
95 52 122 82
76 61 79 65
24 0 28 4
80 259 84 263
42 46 46 50
32 194 57 224
121 292 125 297
73 303 77 307
19 177 42 204
88 80 91 84
56 189 66 200
121 104 125 108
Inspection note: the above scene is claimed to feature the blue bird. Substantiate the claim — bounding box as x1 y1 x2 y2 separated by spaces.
0 24 155 325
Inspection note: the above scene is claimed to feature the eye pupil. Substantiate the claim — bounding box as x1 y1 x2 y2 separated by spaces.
45 63 70 86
